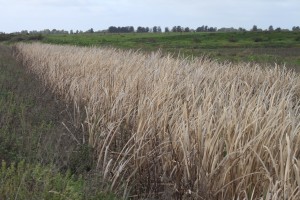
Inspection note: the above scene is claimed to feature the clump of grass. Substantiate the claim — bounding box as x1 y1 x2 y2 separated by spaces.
0 160 84 200
0 160 117 200
14 43 300 199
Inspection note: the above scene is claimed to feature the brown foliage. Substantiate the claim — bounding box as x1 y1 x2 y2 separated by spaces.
15 43 300 199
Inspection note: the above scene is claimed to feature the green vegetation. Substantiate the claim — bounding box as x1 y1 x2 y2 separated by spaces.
0 33 43 43
43 32 300 48
1 30 299 198
42 31 300 69
0 45 117 199
0 161 84 200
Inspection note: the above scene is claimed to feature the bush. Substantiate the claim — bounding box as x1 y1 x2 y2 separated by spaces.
0 34 13 42
28 34 43 41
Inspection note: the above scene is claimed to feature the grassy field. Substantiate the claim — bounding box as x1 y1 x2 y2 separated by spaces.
2 31 300 199
14 43 300 199
43 31 300 69
0 45 116 200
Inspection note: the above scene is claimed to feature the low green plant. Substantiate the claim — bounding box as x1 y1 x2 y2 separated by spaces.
69 144 94 174
0 160 84 200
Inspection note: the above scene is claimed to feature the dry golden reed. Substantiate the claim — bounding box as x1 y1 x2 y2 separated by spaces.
14 43 300 199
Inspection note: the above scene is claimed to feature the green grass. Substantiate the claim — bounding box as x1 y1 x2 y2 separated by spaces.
0 160 117 200
0 161 84 200
43 32 300 48
0 45 117 199
42 31 300 70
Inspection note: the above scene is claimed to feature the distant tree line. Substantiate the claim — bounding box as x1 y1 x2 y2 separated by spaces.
136 27 150 33
108 26 135 33
2 25 300 35
106 25 217 33
292 26 300 31
104 25 300 33
107 26 163 33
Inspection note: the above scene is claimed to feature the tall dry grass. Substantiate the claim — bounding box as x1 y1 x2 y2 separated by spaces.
14 43 300 199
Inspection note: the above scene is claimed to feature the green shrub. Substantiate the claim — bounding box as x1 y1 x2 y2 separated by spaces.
27 34 43 41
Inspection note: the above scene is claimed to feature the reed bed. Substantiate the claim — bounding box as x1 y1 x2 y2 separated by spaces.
14 43 300 199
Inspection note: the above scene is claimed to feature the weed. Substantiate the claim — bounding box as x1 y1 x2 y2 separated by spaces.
0 160 83 200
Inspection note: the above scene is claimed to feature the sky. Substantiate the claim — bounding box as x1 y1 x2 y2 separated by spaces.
0 0 299 33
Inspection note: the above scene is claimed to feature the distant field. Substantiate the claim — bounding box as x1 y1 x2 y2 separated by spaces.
43 31 300 69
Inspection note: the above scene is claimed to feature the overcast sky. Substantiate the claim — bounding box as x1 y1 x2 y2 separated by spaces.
0 0 299 33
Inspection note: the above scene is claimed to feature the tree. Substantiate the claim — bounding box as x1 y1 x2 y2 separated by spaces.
275 27 282 32
157 26 162 33
136 27 143 33
86 28 94 33
108 26 117 33
209 27 216 32
184 27 190 32
153 26 158 33
176 26 183 32
165 27 170 33
251 25 258 32
172 26 177 32
21 30 28 34
268 25 274 32
196 27 202 32
238 27 246 32
136 26 149 33
129 26 134 33
196 25 205 32
43 29 51 34
51 29 57 34
108 26 134 33
292 26 300 31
